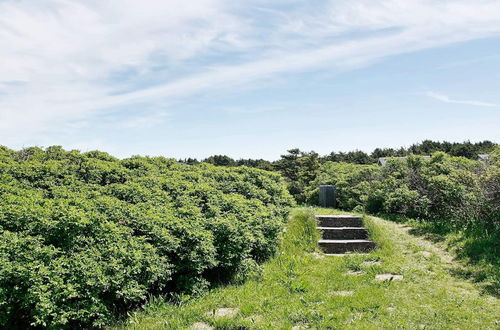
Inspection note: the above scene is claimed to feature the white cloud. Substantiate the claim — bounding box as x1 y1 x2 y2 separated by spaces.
1 0 500 146
0 0 241 143
426 91 498 107
0 0 240 81
118 111 169 129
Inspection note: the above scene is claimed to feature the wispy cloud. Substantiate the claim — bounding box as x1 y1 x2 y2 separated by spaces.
1 0 500 147
118 111 169 129
426 91 498 107
221 105 286 115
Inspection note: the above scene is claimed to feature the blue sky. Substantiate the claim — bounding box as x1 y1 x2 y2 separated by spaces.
0 0 499 160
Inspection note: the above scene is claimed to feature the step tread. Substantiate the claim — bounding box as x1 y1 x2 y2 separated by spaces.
315 215 361 218
316 215 375 254
316 216 364 228
319 239 374 243
324 253 370 256
319 226 369 239
317 227 367 230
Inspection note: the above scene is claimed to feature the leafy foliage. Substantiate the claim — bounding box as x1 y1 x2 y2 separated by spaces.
0 146 294 328
192 140 496 201
309 149 500 235
120 210 500 329
274 149 320 203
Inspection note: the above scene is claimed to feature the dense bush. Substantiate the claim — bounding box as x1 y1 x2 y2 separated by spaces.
0 146 294 328
309 149 500 234
274 149 320 203
305 162 379 210
187 140 496 202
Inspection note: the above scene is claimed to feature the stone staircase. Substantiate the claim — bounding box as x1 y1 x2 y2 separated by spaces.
316 215 375 254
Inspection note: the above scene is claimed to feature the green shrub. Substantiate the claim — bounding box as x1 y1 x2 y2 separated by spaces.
479 166 500 233
312 153 499 234
0 146 294 328
306 162 379 210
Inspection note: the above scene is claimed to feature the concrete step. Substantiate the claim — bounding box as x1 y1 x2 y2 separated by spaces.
318 239 376 254
315 215 363 227
318 227 368 240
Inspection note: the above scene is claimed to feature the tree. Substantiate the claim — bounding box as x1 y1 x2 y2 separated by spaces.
203 155 236 166
236 158 274 171
179 158 199 165
275 149 320 202
343 150 373 164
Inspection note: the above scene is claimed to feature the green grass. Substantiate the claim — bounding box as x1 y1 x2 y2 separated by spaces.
376 213 500 297
114 208 500 329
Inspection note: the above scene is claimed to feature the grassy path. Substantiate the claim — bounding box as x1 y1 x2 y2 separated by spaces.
118 209 500 329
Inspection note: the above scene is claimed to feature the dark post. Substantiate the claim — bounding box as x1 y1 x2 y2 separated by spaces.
319 185 336 208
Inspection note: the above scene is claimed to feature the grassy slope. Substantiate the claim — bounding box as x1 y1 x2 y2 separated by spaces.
116 209 500 329
376 213 499 297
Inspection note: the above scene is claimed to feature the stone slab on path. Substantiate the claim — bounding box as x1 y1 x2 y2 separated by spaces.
331 290 355 296
191 322 213 330
205 307 240 318
421 251 432 258
345 270 365 276
375 274 404 281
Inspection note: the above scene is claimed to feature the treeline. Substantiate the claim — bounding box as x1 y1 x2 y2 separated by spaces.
184 140 497 204
181 140 497 168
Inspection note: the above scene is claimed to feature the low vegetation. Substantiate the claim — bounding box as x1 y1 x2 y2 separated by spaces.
381 213 499 297
0 146 294 328
308 149 500 233
1 142 498 328
306 149 500 293
119 209 500 329
188 140 496 168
